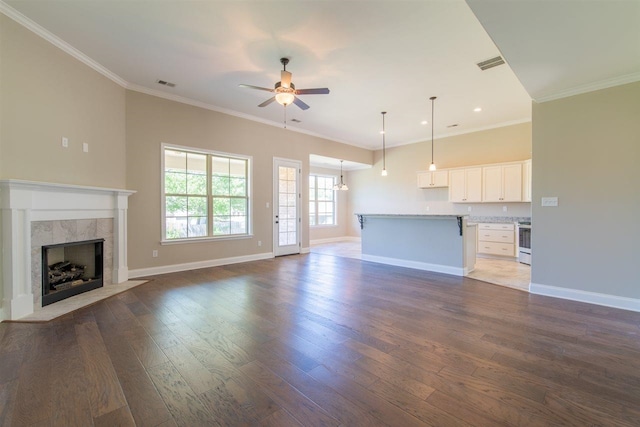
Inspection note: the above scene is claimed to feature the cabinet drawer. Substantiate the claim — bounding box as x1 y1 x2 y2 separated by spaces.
478 229 514 243
478 242 515 256
478 223 515 231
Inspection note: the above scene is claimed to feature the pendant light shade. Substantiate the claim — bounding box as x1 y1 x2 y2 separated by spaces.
381 111 388 177
333 160 349 191
429 96 437 171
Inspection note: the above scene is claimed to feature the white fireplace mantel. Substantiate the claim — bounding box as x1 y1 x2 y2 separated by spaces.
0 180 135 320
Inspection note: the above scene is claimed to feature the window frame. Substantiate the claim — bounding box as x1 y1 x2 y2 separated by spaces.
309 173 338 228
161 143 253 244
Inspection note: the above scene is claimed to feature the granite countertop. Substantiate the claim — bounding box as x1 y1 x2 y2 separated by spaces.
354 213 468 218
468 216 531 224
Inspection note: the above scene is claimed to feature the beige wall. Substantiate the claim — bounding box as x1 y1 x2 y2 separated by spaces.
125 91 370 270
532 82 640 298
0 15 126 188
309 166 350 242
347 122 533 235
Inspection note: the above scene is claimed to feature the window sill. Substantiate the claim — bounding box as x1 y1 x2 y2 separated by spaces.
310 225 339 229
161 234 254 245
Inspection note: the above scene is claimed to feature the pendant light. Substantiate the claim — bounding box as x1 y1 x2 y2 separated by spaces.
381 111 388 176
429 96 437 172
333 160 349 191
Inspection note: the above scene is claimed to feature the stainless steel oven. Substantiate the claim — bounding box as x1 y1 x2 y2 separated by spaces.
518 223 531 265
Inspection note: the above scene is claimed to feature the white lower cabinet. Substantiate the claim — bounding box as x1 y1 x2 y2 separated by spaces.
477 223 516 256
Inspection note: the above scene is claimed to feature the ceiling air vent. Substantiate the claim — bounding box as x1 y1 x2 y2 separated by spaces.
447 124 459 128
476 56 505 71
157 80 176 88
291 119 302 123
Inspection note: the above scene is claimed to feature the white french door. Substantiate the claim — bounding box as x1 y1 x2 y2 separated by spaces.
273 158 301 256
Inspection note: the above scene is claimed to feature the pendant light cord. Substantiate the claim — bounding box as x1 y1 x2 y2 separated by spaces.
382 112 386 170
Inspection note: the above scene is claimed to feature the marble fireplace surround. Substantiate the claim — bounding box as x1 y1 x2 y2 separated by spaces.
0 180 135 321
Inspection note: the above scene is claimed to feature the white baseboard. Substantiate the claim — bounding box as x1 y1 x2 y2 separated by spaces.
129 252 274 279
361 254 465 277
310 236 360 245
530 283 640 313
301 247 310 254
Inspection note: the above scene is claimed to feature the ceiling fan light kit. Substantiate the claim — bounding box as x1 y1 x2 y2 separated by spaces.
240 58 330 111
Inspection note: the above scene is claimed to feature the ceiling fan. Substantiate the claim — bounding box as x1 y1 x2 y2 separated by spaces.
239 58 330 110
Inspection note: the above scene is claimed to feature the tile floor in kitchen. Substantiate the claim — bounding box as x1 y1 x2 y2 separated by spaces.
310 240 530 292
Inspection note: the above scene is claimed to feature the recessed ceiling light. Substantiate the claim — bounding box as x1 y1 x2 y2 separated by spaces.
474 107 482 112
421 120 428 125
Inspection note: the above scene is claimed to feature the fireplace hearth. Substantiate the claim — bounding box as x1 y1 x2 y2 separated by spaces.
42 239 104 306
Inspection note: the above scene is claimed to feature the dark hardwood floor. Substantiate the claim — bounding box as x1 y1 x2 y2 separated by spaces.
2 253 640 426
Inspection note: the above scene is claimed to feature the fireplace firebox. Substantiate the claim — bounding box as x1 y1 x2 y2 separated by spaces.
42 238 104 306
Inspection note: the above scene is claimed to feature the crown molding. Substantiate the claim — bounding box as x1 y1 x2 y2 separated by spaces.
126 83 368 149
534 72 640 103
0 1 129 87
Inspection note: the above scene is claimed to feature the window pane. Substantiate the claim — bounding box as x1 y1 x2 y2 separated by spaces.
213 216 230 234
213 197 230 216
165 172 186 194
166 217 187 239
187 153 207 174
230 216 246 234
230 198 246 215
212 176 230 195
166 196 187 216
230 177 246 196
188 217 207 237
165 150 186 171
212 157 229 175
188 196 207 216
229 158 246 176
309 215 315 226
187 173 207 195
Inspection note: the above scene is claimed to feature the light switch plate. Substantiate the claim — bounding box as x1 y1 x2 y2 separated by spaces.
83 142 89 153
542 197 558 207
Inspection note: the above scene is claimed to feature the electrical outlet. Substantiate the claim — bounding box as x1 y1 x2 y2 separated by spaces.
541 197 558 207
468 206 472 212
266 202 270 208
425 206 430 212
83 142 89 153
152 250 158 257
503 206 508 212
258 240 262 247
62 137 69 148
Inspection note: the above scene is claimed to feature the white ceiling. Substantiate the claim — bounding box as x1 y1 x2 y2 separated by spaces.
2 1 638 152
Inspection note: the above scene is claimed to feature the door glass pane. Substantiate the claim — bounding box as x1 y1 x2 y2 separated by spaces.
278 166 297 247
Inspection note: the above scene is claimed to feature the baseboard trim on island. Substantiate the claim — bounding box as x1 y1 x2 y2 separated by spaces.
530 282 640 313
362 254 466 277
129 252 274 278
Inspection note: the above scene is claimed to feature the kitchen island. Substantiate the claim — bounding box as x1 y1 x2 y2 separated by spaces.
355 214 476 276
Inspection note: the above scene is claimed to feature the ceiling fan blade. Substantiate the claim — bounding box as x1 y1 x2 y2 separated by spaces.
258 97 276 107
293 96 310 110
295 88 330 95
281 70 292 88
239 84 274 92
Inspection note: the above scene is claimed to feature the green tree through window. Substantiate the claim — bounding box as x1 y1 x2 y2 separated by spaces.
163 147 250 240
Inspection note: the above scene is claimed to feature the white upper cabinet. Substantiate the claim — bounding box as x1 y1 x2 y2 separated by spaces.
482 163 523 202
417 170 449 188
522 159 532 202
449 167 482 202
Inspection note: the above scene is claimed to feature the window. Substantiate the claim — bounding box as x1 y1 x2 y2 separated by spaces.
163 146 250 241
309 175 336 226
